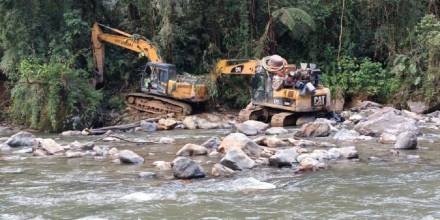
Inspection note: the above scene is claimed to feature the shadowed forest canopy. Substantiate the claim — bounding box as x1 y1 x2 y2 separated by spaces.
0 0 439 131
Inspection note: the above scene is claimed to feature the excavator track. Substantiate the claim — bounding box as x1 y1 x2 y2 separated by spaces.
126 92 192 117
238 107 269 122
270 112 297 127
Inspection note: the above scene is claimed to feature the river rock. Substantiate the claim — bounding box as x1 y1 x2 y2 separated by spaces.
36 138 64 155
118 150 144 164
65 151 84 158
295 121 331 137
329 146 359 159
265 127 288 135
0 127 16 137
5 131 36 147
138 172 157 179
407 101 428 114
402 110 425 121
211 163 235 177
258 136 289 148
296 116 316 126
299 157 325 171
196 118 221 129
288 138 316 147
235 120 269 136
218 133 263 158
61 130 82 136
349 114 365 123
201 137 221 151
333 129 371 141
394 132 418 149
172 157 205 179
269 148 299 167
69 141 95 150
379 133 397 144
220 148 255 170
176 143 208 156
153 161 172 171
354 107 418 137
0 143 11 151
356 101 383 110
158 118 178 130
182 116 198 129
158 137 175 144
318 142 337 148
140 120 157 132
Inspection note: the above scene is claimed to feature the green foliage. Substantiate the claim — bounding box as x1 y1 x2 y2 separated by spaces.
210 76 252 109
322 56 395 101
11 58 102 131
390 15 440 107
256 7 315 57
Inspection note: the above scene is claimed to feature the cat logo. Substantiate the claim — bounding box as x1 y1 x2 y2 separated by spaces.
312 95 326 106
232 65 244 73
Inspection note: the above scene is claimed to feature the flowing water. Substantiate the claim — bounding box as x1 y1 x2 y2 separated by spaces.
1 126 440 220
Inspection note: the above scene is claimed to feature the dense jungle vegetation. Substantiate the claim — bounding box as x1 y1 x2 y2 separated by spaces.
0 0 439 131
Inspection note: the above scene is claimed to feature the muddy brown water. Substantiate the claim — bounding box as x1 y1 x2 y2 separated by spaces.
1 125 440 219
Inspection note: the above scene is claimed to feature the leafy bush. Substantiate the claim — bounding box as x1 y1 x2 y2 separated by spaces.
390 15 440 107
10 58 102 131
322 56 395 102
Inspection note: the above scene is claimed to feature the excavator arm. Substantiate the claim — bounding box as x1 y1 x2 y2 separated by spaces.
91 22 162 84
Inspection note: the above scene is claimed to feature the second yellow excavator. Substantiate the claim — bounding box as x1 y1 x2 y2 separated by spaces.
214 56 331 127
92 22 208 117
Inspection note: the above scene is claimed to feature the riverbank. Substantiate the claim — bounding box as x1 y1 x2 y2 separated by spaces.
1 101 440 219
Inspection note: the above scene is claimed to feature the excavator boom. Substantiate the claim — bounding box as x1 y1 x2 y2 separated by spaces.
91 22 162 84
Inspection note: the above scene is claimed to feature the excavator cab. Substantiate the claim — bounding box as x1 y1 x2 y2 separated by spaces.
141 62 177 95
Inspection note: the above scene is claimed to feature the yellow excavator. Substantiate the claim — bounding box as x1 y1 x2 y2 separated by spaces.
214 56 331 127
91 22 208 116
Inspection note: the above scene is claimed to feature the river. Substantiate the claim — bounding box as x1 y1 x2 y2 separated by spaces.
1 125 440 219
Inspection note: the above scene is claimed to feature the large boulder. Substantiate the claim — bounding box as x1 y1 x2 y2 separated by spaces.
218 133 263 158
220 149 255 170
211 163 235 177
183 116 198 129
295 121 331 137
118 150 144 164
176 144 208 156
35 138 64 155
394 132 417 150
407 101 428 114
268 148 299 167
235 120 269 136
5 131 36 147
265 127 288 135
354 107 418 137
172 157 205 179
158 118 178 130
